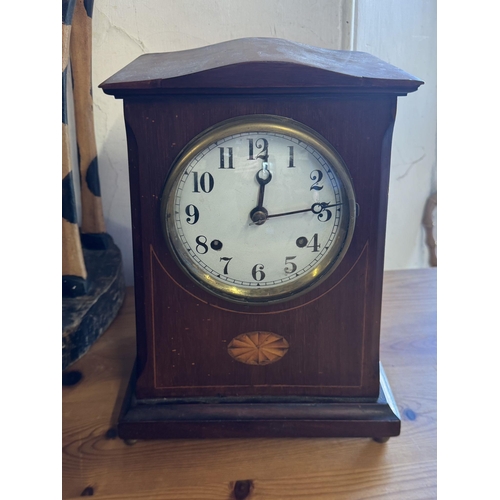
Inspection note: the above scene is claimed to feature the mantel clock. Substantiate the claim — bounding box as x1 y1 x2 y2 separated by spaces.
100 38 423 440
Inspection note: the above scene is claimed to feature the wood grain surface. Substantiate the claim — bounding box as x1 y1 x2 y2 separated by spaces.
62 0 87 288
62 268 436 499
122 94 397 400
70 0 107 238
99 37 423 95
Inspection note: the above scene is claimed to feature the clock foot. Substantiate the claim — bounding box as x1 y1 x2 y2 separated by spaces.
124 439 137 446
373 436 390 443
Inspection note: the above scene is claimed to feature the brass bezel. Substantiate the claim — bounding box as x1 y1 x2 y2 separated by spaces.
160 115 356 305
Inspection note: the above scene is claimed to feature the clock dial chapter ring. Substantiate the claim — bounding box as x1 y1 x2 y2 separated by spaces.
161 115 357 305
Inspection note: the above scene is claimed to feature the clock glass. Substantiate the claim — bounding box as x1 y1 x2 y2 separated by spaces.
161 115 356 304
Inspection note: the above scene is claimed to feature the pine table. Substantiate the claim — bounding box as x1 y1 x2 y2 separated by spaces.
63 268 436 499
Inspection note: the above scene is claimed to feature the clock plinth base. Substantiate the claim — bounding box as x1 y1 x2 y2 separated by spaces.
117 365 401 440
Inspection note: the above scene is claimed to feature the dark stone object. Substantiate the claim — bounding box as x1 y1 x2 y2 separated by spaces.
62 236 125 370
62 274 88 298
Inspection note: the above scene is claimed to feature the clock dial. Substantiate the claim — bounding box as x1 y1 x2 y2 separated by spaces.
162 115 356 304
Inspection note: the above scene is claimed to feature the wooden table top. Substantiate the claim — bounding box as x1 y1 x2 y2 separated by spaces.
62 268 436 500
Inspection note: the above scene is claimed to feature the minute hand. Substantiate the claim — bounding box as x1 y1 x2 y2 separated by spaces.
267 202 343 219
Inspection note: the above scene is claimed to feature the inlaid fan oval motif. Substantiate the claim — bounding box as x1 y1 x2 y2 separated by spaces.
227 331 289 366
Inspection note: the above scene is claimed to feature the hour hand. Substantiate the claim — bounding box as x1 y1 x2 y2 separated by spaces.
255 162 272 206
250 162 272 225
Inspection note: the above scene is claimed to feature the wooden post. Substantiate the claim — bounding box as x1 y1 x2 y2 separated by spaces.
70 0 108 249
62 0 87 297
62 0 125 369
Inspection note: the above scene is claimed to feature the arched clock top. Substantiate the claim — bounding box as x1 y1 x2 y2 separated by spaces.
99 37 423 97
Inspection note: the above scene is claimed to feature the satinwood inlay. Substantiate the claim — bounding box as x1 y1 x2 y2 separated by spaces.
227 331 289 366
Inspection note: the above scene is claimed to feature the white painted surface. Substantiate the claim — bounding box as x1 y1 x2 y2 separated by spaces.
89 0 435 284
354 0 437 269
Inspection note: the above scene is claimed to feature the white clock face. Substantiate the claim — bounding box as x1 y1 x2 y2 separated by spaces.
162 116 356 304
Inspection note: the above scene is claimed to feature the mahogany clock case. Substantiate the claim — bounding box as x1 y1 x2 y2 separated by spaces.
100 38 422 439
122 93 395 400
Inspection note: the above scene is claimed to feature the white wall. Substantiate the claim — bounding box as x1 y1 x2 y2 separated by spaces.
89 0 435 284
354 0 437 269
